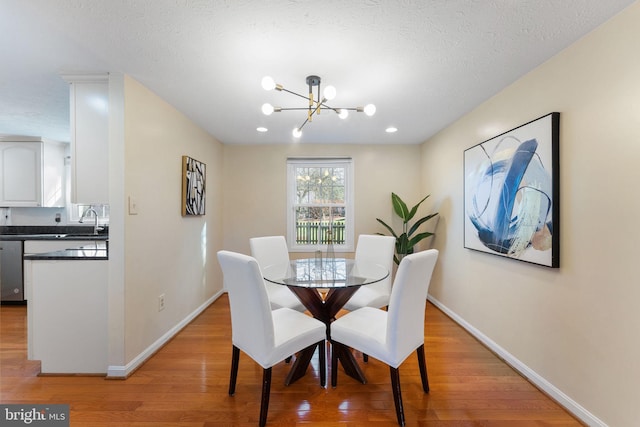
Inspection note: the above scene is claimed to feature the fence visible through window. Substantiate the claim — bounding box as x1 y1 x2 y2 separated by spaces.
295 221 345 245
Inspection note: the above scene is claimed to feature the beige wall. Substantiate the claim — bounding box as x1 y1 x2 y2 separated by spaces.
222 144 426 257
121 76 224 364
421 3 640 426
104 4 640 423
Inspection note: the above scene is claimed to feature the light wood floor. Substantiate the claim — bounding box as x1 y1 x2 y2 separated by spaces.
1 295 583 426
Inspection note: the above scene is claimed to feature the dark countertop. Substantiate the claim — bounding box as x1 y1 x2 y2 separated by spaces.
23 242 108 261
0 225 109 241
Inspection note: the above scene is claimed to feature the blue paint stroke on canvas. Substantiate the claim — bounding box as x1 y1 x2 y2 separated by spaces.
467 137 552 257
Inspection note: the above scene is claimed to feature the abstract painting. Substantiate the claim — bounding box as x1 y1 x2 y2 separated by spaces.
464 113 559 267
182 156 206 216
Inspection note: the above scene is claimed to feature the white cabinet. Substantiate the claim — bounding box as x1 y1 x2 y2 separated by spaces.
23 240 101 301
0 137 66 207
23 240 85 301
27 259 108 374
63 74 109 204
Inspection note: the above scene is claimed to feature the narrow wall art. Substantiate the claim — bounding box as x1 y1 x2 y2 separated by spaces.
464 112 560 267
181 155 206 216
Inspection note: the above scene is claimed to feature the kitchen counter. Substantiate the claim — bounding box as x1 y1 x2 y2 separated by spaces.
0 225 108 241
0 234 108 241
24 242 108 260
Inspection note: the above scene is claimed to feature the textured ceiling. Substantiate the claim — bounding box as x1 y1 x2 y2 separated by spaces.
0 0 635 145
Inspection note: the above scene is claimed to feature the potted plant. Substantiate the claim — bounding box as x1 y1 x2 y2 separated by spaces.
376 193 439 265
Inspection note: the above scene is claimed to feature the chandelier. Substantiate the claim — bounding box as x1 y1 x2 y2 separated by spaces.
261 75 376 138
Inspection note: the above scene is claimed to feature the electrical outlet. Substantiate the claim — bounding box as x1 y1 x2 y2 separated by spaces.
0 208 10 225
158 294 165 311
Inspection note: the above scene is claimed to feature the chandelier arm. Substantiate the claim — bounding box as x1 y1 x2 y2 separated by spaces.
310 99 323 118
318 101 349 115
297 117 310 132
274 106 363 113
279 107 357 111
279 85 328 107
280 87 314 102
295 99 324 134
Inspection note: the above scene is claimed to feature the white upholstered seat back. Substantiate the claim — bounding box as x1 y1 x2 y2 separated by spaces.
217 250 275 363
354 234 396 295
250 236 289 272
249 236 306 311
385 249 438 365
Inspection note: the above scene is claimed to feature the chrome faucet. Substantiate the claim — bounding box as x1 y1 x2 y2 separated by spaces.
79 207 100 235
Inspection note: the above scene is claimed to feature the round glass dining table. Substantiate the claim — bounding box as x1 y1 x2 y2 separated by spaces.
263 257 389 386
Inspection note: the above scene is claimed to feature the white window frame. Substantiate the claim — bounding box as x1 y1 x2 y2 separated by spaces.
287 157 354 253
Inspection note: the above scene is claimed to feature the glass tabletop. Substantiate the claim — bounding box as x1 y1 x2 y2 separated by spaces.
262 257 389 288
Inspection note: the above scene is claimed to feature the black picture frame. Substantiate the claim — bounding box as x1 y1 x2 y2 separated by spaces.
463 112 560 268
182 156 206 216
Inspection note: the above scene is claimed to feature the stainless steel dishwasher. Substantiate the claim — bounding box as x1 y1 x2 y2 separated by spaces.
0 240 24 303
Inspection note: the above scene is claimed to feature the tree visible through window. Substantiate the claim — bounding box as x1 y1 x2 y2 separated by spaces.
287 158 354 252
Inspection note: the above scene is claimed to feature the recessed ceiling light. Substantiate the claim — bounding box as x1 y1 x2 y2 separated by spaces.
256 127 268 132
385 127 398 133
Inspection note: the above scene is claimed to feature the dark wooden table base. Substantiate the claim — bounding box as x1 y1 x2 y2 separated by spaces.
284 286 367 385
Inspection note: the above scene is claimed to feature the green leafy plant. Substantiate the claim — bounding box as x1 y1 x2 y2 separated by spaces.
376 193 439 265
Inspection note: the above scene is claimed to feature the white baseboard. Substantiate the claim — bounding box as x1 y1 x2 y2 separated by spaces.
107 290 224 378
427 295 606 427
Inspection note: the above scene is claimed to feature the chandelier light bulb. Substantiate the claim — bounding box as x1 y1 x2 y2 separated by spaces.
323 85 337 100
364 103 376 116
261 76 276 91
338 109 349 119
292 128 302 138
261 103 275 115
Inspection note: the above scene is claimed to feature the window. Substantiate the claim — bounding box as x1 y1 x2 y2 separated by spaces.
287 158 354 252
68 204 110 227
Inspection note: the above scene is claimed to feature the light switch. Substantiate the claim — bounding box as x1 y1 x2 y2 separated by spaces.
128 196 138 215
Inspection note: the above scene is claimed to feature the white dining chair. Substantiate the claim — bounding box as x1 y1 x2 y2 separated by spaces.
217 250 326 427
330 249 439 426
250 236 306 312
342 234 396 311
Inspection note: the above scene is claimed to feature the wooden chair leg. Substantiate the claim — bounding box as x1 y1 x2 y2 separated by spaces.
229 345 240 396
416 344 429 393
259 367 272 427
331 341 338 387
390 366 405 426
318 340 326 387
